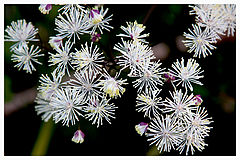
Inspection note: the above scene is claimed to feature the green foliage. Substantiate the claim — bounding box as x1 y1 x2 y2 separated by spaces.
4 75 13 102
161 5 183 25
169 4 182 14
4 42 12 63
193 85 209 97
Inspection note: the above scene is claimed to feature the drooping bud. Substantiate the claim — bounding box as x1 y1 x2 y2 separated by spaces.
135 122 148 136
72 129 85 144
193 95 203 106
89 7 103 24
91 32 101 42
49 36 63 49
39 4 52 14
164 73 175 83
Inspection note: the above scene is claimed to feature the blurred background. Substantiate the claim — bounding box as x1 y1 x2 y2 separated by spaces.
4 4 236 156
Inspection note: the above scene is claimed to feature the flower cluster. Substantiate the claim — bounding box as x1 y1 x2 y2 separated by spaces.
4 19 43 73
4 4 220 155
138 86 212 155
114 21 165 93
113 21 212 155
183 4 236 58
0 4 119 142
34 4 126 133
54 5 113 44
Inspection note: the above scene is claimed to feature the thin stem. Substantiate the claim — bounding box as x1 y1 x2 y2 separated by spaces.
31 120 55 156
4 87 37 116
143 5 157 25
171 81 177 91
36 32 52 52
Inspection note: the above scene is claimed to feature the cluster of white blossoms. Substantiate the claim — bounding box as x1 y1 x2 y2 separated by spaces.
5 4 223 155
54 5 113 44
134 67 212 155
34 5 128 133
114 21 164 93
4 19 43 73
114 20 213 155
4 4 128 144
183 4 236 58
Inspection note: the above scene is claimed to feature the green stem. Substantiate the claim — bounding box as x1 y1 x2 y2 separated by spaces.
31 120 55 156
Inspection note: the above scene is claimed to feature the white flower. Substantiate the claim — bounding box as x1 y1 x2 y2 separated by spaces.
189 4 211 16
51 88 84 126
49 36 63 49
58 4 86 14
69 70 102 101
191 5 227 36
71 42 104 73
177 106 213 155
99 69 127 99
37 70 64 100
183 24 218 58
133 60 165 93
136 89 163 119
5 19 39 50
162 89 197 119
147 115 183 153
135 122 148 136
39 4 52 14
83 96 118 128
114 39 155 77
55 7 90 44
11 44 43 74
177 128 207 155
117 21 149 43
190 4 236 37
72 129 85 144
87 6 113 34
169 58 204 91
222 4 236 37
48 41 74 76
35 92 55 122
186 106 213 139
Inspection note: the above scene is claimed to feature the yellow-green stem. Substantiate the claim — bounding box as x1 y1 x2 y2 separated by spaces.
31 120 55 156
